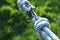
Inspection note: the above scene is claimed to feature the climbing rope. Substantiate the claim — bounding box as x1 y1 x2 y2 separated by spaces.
17 0 60 40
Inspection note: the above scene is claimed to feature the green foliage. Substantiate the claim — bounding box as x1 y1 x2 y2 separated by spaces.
0 0 60 40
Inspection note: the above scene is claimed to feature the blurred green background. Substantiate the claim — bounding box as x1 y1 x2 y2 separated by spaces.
0 0 60 40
